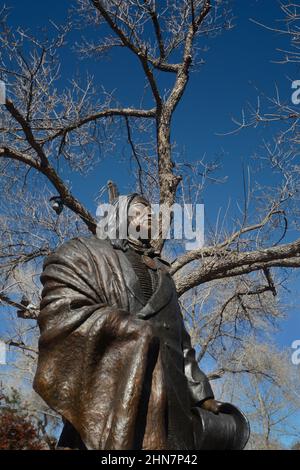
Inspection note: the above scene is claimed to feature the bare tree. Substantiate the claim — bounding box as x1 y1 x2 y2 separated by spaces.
1 1 300 295
216 344 300 449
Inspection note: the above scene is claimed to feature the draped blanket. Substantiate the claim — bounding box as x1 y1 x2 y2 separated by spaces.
33 237 213 450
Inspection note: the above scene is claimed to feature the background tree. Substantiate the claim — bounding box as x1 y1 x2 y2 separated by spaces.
216 343 300 449
291 440 300 450
0 384 57 449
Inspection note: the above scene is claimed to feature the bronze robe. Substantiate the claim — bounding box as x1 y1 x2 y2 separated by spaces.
33 236 214 450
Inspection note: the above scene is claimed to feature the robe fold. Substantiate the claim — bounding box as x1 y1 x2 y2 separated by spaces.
33 236 214 450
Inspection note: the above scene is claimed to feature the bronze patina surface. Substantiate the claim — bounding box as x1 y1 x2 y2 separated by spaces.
33 194 249 450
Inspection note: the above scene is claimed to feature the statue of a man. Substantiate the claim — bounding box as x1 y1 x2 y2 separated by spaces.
33 193 249 450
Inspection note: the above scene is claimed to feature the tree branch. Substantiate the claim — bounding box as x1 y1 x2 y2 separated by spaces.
0 294 38 320
91 0 162 106
207 367 275 382
0 147 40 169
175 238 300 296
165 0 211 114
6 340 38 355
2 95 98 231
5 99 48 167
143 0 166 60
43 107 156 143
171 208 286 275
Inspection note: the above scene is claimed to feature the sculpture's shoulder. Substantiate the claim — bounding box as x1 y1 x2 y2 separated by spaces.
74 236 115 255
44 236 115 267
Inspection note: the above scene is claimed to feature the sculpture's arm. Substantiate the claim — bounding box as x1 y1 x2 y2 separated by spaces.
181 323 214 406
35 238 128 346
33 237 160 450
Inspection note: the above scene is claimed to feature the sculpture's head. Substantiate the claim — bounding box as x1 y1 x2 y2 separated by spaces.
127 194 153 243
97 193 157 253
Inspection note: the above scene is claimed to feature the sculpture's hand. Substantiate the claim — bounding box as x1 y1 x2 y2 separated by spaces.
200 398 222 414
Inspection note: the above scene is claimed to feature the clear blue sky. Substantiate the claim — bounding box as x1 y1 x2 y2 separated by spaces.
1 0 300 443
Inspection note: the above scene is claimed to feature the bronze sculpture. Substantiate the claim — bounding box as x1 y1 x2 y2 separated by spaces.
33 193 249 450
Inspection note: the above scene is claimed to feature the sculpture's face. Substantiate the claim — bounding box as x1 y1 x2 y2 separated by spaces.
128 199 153 242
